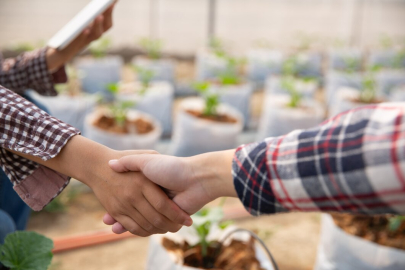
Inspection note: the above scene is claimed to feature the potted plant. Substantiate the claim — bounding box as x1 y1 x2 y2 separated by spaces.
147 206 277 270
328 48 363 73
0 231 54 270
329 65 385 117
26 65 97 132
169 83 243 157
75 37 123 95
117 66 174 136
367 35 405 69
314 214 405 270
258 74 324 140
83 83 162 150
195 38 232 81
131 38 175 84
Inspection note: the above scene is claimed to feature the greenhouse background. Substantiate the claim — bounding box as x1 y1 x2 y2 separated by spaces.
1 0 405 270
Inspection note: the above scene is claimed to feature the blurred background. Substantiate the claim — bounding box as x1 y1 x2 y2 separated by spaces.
1 1 405 270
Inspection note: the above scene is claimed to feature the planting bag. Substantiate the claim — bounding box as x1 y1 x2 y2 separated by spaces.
327 48 363 72
83 109 162 150
117 81 174 136
390 85 405 101
209 83 253 129
26 91 97 133
195 50 229 81
257 94 324 140
146 226 274 270
246 49 284 84
314 214 405 270
376 70 405 97
169 98 243 157
367 50 405 69
132 57 175 83
75 56 123 96
265 76 318 99
295 52 322 78
325 71 363 104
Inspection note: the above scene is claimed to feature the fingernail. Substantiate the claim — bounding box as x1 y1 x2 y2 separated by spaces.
183 218 193 227
109 159 118 165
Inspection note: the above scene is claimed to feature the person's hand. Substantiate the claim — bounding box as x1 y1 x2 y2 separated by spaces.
103 150 237 234
46 1 117 71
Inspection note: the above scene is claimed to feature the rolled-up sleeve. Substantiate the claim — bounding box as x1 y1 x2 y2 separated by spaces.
233 103 405 216
0 86 80 210
0 48 67 96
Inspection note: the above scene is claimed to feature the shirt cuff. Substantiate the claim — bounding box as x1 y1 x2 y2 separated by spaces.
232 139 288 216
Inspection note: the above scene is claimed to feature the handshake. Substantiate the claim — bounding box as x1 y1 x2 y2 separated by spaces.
98 149 237 236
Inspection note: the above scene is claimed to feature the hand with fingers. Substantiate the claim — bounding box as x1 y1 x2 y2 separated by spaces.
103 150 237 234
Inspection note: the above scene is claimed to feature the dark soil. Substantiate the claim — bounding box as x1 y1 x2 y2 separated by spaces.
186 109 238 124
93 115 154 134
332 213 405 250
162 237 266 270
349 97 384 104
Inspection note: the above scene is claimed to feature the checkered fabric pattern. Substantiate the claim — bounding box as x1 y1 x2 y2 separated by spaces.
0 48 67 96
0 86 80 208
233 103 405 216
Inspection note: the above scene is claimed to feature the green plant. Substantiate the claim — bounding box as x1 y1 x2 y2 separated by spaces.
0 231 53 270
191 206 232 257
139 38 162 60
216 56 245 85
55 65 84 96
379 34 394 49
89 37 112 58
42 185 81 213
193 82 219 116
208 37 226 58
359 65 381 103
106 83 135 126
342 56 361 73
388 216 405 232
132 66 155 94
392 48 405 69
280 76 302 108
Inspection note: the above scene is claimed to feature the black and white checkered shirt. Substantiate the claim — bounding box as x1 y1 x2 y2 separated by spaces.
233 103 405 215
0 48 79 211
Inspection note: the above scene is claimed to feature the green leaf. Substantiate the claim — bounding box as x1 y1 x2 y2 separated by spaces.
0 231 53 270
89 37 111 58
388 216 405 232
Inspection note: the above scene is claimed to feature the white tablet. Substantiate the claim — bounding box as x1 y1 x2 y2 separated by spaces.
48 0 115 50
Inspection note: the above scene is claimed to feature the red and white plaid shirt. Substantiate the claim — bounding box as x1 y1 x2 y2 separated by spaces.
233 103 405 215
0 48 80 211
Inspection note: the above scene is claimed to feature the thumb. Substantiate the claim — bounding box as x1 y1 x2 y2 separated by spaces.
108 154 156 173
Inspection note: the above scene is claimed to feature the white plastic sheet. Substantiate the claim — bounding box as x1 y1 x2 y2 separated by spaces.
146 226 274 270
26 91 97 133
75 56 123 95
132 57 175 83
83 109 162 150
314 214 405 270
169 98 243 157
257 94 324 140
117 81 174 136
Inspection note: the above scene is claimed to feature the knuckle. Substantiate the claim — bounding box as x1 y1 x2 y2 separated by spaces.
154 199 166 212
152 217 165 228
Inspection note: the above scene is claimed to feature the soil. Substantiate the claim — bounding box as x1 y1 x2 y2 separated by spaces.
186 109 238 124
162 237 266 270
349 97 384 104
332 213 405 250
93 115 154 134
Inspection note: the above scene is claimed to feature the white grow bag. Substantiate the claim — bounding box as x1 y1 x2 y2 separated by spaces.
132 57 175 84
376 70 405 97
257 94 324 140
26 91 97 132
390 85 405 102
367 49 405 69
83 109 162 150
246 49 284 85
209 83 253 129
314 214 405 270
75 56 123 96
294 51 323 79
169 98 243 157
117 81 174 136
147 226 274 270
195 50 229 81
265 76 318 99
325 71 363 104
327 48 363 72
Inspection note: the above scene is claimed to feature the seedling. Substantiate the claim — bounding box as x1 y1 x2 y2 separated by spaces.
89 37 112 58
0 231 53 270
341 56 361 73
191 206 232 258
280 76 302 108
208 37 227 58
193 82 219 116
139 38 162 60
55 65 84 96
132 65 155 95
359 65 381 103
216 56 245 86
106 83 135 126
388 216 405 232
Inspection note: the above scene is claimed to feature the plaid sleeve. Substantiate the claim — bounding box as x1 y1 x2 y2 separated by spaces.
233 103 405 216
0 86 80 211
0 48 67 96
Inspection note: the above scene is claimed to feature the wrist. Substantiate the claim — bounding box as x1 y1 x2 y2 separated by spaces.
187 150 237 201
